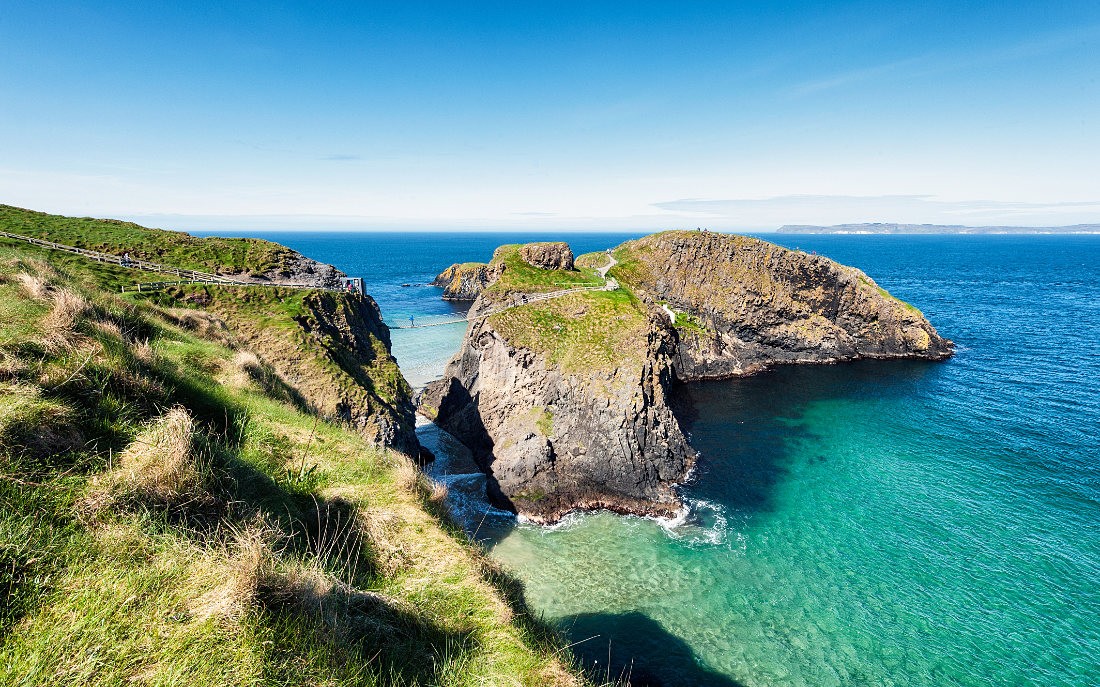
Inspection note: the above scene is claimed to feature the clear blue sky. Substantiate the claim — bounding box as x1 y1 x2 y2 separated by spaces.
2 1 1099 230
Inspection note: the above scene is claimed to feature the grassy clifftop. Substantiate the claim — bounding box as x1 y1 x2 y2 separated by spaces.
471 244 650 373
1 207 416 450
0 204 300 278
0 217 587 686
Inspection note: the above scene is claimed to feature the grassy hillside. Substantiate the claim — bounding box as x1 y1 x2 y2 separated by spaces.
0 207 417 451
488 290 650 373
486 245 602 294
0 230 588 685
0 204 298 278
473 244 651 373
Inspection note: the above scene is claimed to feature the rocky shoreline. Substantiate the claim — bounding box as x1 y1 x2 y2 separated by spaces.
420 232 954 523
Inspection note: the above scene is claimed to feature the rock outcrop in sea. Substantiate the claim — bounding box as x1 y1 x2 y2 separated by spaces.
420 231 953 522
432 262 504 300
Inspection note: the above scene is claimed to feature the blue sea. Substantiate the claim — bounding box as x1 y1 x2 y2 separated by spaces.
198 230 1100 686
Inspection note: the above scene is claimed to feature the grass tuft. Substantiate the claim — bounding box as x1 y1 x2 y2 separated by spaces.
84 407 215 515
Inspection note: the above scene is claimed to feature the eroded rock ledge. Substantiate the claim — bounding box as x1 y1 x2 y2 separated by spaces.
421 232 953 523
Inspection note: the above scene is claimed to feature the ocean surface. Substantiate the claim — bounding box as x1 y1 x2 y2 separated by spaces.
198 230 1100 686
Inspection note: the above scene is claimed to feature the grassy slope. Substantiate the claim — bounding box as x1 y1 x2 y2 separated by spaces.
0 204 298 278
480 246 650 372
486 245 601 294
488 290 649 373
0 207 414 447
0 244 584 685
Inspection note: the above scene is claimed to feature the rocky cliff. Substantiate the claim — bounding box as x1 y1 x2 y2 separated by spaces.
519 242 575 270
421 232 953 522
184 286 421 456
420 296 689 522
431 262 503 300
612 231 954 378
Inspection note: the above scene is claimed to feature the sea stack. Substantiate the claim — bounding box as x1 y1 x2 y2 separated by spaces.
420 231 953 523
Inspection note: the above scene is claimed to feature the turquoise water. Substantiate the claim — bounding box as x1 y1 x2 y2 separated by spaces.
201 231 1100 686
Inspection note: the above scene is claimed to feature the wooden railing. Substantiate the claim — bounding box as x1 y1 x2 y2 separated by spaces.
0 230 344 293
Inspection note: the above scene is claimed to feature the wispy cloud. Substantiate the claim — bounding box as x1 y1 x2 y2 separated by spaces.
791 58 926 96
790 23 1100 98
321 154 362 161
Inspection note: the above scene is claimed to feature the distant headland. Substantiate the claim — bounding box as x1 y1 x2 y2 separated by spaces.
779 223 1100 234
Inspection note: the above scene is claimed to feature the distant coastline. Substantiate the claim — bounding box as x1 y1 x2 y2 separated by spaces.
779 222 1100 234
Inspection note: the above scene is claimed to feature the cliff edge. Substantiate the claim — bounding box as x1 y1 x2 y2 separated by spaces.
614 231 953 378
421 231 953 523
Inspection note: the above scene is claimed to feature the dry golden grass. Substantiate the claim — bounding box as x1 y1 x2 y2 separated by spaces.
0 383 83 459
15 272 49 300
167 308 234 347
84 407 211 514
12 271 93 352
222 350 261 388
0 350 27 380
92 319 124 340
393 453 424 494
190 520 277 622
43 289 90 331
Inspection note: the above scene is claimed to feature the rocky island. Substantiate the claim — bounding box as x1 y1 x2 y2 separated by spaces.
421 231 953 523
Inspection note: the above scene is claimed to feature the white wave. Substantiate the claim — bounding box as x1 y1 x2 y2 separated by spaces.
657 498 730 546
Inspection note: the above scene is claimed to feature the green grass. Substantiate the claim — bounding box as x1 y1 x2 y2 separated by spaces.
1 204 298 277
673 310 709 335
488 244 602 294
0 238 591 686
534 408 553 437
489 288 649 372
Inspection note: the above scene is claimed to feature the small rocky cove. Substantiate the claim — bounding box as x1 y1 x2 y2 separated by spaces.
418 232 954 523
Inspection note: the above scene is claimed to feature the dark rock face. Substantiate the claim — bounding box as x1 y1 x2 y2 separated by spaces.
616 232 953 378
431 262 503 300
302 292 420 455
519 242 575 270
269 253 346 290
420 302 690 523
207 288 420 457
421 231 953 522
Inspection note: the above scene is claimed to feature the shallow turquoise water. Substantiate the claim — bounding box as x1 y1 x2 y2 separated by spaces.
203 231 1100 686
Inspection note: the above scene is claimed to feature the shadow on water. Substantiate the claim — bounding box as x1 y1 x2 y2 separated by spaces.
559 611 746 687
432 359 947 684
671 358 944 514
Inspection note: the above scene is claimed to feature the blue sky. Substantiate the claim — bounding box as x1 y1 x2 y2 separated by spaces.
2 1 1099 230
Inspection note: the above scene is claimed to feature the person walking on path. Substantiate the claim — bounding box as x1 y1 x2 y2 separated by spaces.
122 252 132 267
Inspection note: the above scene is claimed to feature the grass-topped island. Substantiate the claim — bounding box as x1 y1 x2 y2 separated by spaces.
421 232 953 523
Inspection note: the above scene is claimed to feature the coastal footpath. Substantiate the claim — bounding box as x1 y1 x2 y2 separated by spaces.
0 205 584 687
422 232 953 523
